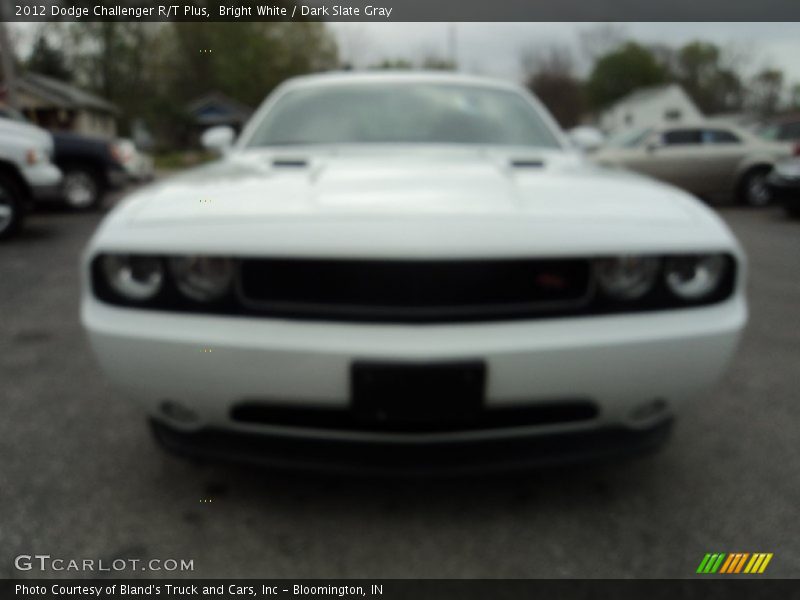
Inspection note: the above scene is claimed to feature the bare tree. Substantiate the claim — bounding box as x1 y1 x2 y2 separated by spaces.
0 3 17 108
578 24 626 66
522 44 585 128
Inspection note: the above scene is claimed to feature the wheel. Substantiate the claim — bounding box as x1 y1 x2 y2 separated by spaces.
738 168 772 207
62 167 104 211
0 173 24 240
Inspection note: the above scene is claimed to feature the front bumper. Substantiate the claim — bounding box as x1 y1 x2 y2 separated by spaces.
151 416 674 475
83 293 745 462
24 163 63 203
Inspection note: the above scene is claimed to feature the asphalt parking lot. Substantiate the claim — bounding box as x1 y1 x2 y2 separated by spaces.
1 189 799 579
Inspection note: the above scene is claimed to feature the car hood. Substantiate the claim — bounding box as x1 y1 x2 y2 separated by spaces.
94 146 739 257
0 117 53 150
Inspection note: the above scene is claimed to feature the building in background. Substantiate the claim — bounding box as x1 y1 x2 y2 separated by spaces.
186 91 253 135
13 73 118 138
599 84 703 133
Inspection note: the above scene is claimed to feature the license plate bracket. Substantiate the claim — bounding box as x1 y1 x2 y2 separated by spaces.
351 361 486 426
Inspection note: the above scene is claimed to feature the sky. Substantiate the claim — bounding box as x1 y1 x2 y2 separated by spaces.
330 22 800 86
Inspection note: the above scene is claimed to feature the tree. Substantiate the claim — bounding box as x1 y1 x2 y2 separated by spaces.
672 41 744 113
522 45 584 128
369 58 414 70
49 22 338 144
790 83 800 110
748 69 784 116
26 30 71 81
420 55 456 71
586 42 669 109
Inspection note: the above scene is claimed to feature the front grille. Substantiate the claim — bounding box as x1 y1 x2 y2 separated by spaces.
237 258 592 322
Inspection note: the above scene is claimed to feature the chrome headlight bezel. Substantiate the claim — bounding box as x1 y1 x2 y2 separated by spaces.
99 254 165 302
593 255 661 301
663 254 728 301
168 256 236 303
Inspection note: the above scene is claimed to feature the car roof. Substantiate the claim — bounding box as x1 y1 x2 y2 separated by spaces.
281 70 525 93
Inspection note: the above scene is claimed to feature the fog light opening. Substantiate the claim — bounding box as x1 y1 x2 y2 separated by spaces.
629 398 669 423
159 400 200 425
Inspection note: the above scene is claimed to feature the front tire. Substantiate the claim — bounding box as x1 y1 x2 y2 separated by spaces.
0 173 24 240
738 167 772 207
62 167 104 211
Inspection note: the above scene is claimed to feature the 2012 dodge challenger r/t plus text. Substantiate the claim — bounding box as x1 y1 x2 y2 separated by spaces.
80 73 747 473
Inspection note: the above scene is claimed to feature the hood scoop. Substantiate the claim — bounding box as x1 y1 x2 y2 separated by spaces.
510 158 545 169
272 158 309 168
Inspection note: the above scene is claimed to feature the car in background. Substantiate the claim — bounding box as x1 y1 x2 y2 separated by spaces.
0 116 62 240
116 138 155 183
82 72 746 473
593 123 798 206
0 106 128 211
758 114 800 144
52 132 129 210
767 158 800 218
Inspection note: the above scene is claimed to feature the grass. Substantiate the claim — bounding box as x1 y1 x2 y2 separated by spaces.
153 150 216 172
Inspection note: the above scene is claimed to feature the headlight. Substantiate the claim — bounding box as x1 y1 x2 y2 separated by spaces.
101 255 164 301
664 255 726 300
25 149 40 165
594 255 660 300
169 256 235 302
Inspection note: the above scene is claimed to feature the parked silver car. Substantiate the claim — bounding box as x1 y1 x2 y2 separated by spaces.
593 123 797 206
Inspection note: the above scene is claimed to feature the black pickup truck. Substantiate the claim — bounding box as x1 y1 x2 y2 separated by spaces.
0 107 128 211
51 131 128 210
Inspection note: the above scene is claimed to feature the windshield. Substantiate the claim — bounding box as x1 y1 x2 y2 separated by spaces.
606 127 653 148
245 82 562 148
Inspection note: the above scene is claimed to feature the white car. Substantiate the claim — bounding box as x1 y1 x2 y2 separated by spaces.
0 115 63 239
81 73 747 473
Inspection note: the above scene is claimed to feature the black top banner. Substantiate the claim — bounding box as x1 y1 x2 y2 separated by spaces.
4 0 800 22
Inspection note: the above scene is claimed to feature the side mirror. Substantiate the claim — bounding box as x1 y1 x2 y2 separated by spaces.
201 126 235 155
567 128 604 154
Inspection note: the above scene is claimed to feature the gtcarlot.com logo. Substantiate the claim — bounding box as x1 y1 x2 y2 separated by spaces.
14 554 194 572
696 553 773 574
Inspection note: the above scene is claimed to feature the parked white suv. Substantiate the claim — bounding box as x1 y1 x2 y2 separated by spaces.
0 115 63 239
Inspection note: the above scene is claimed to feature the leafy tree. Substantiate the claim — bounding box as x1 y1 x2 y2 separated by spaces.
39 22 338 145
673 41 743 113
586 42 669 109
26 31 71 81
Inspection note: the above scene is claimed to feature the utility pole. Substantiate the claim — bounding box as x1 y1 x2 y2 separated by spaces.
447 24 458 68
0 4 17 108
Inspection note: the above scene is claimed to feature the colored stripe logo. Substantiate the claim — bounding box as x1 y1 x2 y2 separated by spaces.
697 553 773 574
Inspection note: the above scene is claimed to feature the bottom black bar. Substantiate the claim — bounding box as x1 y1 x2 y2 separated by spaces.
3 579 797 600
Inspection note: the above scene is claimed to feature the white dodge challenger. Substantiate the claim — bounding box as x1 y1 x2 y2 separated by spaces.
81 73 747 473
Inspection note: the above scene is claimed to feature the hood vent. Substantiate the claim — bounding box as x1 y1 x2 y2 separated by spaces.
510 159 545 169
272 158 308 168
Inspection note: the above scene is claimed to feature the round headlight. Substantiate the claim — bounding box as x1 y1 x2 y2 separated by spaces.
169 256 235 302
101 254 164 301
664 255 726 300
594 256 660 300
